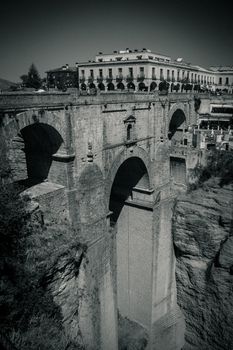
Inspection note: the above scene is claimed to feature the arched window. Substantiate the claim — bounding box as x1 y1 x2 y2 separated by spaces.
117 82 125 90
107 82 115 91
127 124 132 140
98 82 105 91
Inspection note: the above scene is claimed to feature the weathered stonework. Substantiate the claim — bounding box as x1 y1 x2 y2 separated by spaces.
173 179 233 350
0 91 204 350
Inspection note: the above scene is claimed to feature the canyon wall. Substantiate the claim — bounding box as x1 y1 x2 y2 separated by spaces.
173 178 233 350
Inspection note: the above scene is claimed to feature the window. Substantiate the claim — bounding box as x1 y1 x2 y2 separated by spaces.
152 67 155 78
127 124 132 140
167 69 170 80
140 67 144 76
98 59 103 62
99 69 103 78
219 77 222 85
81 70 85 77
226 77 229 85
90 69 94 78
109 68 112 78
129 67 133 77
160 68 163 80
177 70 180 81
118 68 122 74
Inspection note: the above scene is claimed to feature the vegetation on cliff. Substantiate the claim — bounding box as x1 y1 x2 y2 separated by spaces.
0 150 86 349
188 149 233 191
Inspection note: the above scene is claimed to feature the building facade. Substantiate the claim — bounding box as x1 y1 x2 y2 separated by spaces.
46 49 233 93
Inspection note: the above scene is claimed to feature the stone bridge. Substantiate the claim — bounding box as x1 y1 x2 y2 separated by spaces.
0 91 199 350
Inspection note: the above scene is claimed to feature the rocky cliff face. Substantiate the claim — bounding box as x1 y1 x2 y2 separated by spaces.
173 178 233 350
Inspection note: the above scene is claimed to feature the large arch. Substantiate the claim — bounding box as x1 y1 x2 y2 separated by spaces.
10 123 63 187
167 104 188 141
109 157 150 224
107 147 154 339
4 110 65 186
105 146 152 205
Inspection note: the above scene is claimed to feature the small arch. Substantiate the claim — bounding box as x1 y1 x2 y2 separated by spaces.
117 82 125 90
89 82 96 89
81 83 87 90
98 82 105 91
107 82 115 91
138 82 146 91
127 82 135 90
150 82 157 91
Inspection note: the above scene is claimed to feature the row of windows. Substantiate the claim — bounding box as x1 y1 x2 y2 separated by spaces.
218 77 230 85
80 67 216 83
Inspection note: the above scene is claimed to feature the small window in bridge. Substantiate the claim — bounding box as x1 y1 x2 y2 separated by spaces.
127 124 132 140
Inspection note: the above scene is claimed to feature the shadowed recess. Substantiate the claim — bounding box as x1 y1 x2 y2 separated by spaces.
20 123 63 184
109 157 149 225
168 109 186 140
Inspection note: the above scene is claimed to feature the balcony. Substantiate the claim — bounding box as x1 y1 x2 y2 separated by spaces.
79 77 86 83
88 76 94 83
137 74 145 82
116 75 123 83
97 76 103 83
106 76 113 83
126 75 134 83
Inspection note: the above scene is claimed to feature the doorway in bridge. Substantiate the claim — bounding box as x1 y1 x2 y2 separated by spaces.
170 156 186 185
168 109 186 145
109 157 153 348
10 123 63 188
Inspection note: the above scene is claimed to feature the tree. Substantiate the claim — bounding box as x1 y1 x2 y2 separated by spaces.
20 64 42 89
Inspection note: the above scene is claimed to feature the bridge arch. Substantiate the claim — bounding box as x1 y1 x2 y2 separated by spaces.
4 110 65 186
167 104 188 142
106 147 154 333
105 146 152 205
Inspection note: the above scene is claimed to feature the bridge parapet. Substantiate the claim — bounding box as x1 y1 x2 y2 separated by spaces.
0 92 71 111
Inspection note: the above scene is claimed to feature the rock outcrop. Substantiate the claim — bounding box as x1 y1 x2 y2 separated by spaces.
173 178 233 350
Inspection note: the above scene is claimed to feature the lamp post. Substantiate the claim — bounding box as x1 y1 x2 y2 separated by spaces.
75 62 79 92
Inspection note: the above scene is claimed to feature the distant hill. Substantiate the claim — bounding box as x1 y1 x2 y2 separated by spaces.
0 78 18 91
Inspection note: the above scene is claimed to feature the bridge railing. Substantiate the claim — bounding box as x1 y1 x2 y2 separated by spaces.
0 92 71 110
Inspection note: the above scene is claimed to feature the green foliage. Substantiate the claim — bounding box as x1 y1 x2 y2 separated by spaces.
188 150 233 191
20 64 42 89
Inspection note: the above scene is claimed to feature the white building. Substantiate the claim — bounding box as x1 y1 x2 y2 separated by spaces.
46 48 233 93
77 48 217 92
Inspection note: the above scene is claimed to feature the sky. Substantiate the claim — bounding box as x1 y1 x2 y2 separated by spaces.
0 0 233 82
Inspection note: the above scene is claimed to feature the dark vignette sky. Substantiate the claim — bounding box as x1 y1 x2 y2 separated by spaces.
0 0 232 82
